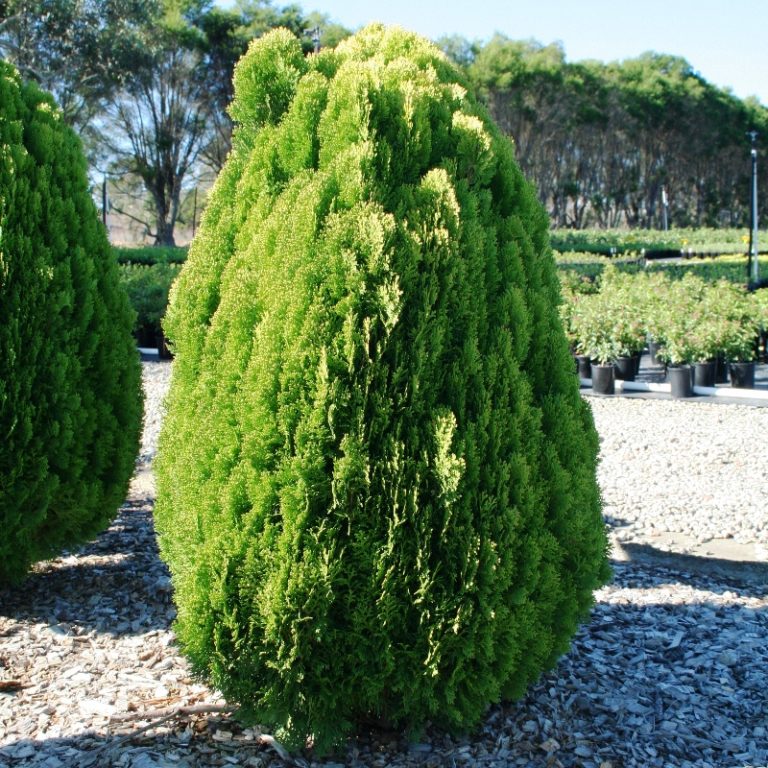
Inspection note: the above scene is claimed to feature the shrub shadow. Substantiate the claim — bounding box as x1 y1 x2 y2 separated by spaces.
0 500 173 637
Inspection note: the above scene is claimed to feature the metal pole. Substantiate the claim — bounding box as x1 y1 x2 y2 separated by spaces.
102 176 108 229
192 187 198 238
748 131 759 283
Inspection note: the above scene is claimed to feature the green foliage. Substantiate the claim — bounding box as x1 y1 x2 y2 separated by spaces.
155 25 610 751
114 244 188 265
118 262 182 330
0 62 143 584
560 265 762 365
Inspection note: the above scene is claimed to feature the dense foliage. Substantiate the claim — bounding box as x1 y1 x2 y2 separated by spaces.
156 25 610 750
118 262 181 344
560 266 764 365
0 62 143 584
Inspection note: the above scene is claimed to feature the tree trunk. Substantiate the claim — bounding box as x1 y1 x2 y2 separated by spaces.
154 218 176 247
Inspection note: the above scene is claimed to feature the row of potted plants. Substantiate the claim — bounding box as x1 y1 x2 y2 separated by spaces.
560 266 768 396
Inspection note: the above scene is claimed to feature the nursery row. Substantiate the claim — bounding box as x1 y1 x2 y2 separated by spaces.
556 252 768 284
551 227 766 256
560 267 768 394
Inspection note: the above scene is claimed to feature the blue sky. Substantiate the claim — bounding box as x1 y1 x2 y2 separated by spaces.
222 0 768 105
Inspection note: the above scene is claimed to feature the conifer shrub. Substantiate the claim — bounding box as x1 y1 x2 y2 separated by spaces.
155 25 610 750
0 63 143 584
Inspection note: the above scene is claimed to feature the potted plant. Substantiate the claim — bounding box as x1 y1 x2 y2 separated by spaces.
656 316 697 398
636 271 672 367
559 273 599 379
596 265 647 380
569 293 621 394
721 318 759 388
608 313 646 381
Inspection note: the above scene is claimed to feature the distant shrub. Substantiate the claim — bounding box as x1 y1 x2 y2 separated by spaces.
113 244 188 266
0 63 143 584
119 262 181 343
156 25 610 751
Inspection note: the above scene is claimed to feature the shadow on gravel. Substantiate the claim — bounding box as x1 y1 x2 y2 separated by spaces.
0 729 261 768
613 541 768 598
0 501 174 638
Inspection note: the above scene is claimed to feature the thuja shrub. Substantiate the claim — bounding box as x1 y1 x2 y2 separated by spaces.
156 25 609 750
0 63 143 584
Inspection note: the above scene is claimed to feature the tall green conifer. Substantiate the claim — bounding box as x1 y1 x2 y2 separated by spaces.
156 25 609 750
0 62 143 583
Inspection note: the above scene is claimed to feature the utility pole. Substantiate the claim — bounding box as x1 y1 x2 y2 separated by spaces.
308 26 321 54
102 176 108 231
747 130 759 283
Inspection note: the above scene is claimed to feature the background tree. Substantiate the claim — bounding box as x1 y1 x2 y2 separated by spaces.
0 0 156 138
450 34 768 229
101 1 211 245
101 0 350 245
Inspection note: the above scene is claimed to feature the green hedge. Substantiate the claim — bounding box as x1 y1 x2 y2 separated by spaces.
0 62 143 584
114 244 188 266
155 25 609 751
118 262 182 342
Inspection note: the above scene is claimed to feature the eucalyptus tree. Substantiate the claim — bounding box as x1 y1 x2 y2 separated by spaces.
0 0 155 133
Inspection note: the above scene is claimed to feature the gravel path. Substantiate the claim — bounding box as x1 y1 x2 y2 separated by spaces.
1 362 766 768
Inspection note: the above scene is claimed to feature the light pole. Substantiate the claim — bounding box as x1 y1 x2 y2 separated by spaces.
307 26 321 54
747 130 759 284
102 175 109 233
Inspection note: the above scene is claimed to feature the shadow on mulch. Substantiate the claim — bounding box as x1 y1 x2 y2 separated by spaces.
0 501 174 638
613 540 768 597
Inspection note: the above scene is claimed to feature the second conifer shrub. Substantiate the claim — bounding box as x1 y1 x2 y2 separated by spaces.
156 25 610 750
0 63 143 584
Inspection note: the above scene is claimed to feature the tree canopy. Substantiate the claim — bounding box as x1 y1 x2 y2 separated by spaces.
442 34 768 229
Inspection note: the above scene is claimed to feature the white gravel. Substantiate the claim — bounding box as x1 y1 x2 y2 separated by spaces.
1 361 766 768
589 395 768 555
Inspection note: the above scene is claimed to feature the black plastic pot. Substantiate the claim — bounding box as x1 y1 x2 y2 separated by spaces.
693 360 716 388
668 364 693 398
614 355 636 382
575 354 592 380
591 363 615 395
729 361 756 389
157 330 173 360
715 354 729 384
